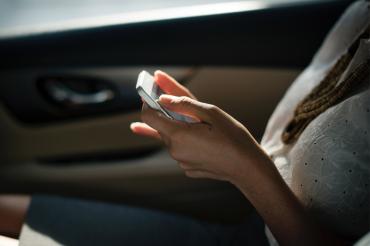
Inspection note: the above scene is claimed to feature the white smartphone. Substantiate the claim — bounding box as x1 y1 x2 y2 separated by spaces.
136 70 195 123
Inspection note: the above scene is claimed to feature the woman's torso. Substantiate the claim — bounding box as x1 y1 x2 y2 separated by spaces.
261 0 370 241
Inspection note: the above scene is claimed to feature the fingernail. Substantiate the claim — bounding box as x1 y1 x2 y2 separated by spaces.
154 70 163 78
130 122 138 131
159 94 177 103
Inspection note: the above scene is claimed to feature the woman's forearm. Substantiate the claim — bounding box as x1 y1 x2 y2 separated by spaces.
131 74 342 245
230 150 339 246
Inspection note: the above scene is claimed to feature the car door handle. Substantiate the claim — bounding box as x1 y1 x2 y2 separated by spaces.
40 76 116 107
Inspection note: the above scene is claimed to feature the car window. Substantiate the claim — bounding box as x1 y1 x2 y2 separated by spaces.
0 0 331 37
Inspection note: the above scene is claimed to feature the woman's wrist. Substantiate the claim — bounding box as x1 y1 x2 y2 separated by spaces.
229 144 275 189
229 146 324 246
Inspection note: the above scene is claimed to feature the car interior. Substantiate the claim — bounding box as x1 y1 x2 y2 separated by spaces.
0 0 355 242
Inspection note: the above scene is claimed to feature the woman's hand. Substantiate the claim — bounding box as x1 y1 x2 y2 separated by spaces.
131 70 196 140
130 71 342 245
131 71 267 183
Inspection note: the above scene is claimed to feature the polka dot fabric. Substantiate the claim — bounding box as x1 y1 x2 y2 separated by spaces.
261 1 370 243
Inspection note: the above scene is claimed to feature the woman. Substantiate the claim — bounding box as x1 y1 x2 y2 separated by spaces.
1 0 369 245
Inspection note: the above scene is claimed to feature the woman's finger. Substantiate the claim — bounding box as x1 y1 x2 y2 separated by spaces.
158 95 216 123
184 170 225 180
141 102 183 136
178 162 200 170
130 122 162 140
154 70 196 99
178 163 223 180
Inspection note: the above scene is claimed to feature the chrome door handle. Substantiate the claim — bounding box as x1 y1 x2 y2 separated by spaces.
41 77 115 107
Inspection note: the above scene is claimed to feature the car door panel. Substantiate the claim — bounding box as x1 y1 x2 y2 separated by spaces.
0 66 299 162
0 66 298 222
0 0 351 223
